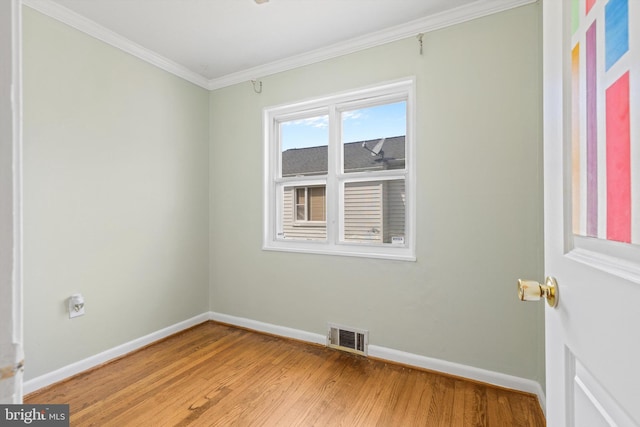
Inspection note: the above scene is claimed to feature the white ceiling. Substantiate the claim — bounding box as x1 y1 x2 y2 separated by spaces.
24 0 533 89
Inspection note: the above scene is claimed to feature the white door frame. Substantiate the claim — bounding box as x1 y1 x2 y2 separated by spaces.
0 0 24 404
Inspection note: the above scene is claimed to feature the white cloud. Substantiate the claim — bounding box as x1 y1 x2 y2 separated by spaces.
282 115 329 129
342 110 364 121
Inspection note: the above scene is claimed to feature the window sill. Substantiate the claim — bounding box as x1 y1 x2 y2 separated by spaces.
263 240 416 262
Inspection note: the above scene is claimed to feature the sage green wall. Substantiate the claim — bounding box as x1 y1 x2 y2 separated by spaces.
210 4 544 385
22 8 210 380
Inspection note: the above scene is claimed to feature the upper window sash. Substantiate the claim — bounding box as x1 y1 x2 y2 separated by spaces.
275 107 329 180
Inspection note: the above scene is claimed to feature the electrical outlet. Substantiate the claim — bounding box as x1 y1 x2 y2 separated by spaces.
69 305 85 319
68 294 85 319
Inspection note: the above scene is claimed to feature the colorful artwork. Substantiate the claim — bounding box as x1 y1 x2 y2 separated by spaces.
571 0 638 244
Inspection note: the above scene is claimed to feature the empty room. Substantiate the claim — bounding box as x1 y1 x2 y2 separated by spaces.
2 0 639 425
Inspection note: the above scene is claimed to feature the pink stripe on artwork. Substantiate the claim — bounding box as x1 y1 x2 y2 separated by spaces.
586 22 598 237
572 44 581 235
606 72 631 243
586 0 596 14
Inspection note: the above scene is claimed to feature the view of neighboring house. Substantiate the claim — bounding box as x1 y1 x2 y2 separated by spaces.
280 136 406 244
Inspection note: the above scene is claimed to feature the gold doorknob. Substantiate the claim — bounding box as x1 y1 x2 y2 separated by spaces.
517 277 558 307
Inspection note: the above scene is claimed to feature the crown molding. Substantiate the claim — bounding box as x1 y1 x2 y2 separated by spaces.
22 0 536 92
21 0 210 89
207 0 537 90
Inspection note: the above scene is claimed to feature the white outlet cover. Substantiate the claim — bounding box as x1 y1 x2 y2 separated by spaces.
69 306 85 319
68 297 85 319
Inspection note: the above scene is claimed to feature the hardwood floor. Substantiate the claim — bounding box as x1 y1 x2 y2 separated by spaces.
25 321 545 426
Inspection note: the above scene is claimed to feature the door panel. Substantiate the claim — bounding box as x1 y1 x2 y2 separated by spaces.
544 0 640 425
570 352 636 427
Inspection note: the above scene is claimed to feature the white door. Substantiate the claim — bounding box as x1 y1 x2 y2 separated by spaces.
0 0 24 404
543 0 640 425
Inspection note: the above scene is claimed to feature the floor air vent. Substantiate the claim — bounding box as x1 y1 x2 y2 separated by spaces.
327 323 368 356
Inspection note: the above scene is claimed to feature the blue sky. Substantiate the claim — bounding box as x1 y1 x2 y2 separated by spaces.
281 101 406 151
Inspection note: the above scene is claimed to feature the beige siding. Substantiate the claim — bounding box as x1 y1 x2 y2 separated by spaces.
383 179 406 243
282 187 327 240
344 182 383 242
309 187 326 221
282 181 405 243
344 180 405 244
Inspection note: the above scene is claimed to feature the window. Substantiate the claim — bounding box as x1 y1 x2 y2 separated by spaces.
295 186 326 223
263 79 416 260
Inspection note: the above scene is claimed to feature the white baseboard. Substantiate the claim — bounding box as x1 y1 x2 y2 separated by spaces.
209 311 326 346
208 311 546 414
23 313 210 395
24 310 546 415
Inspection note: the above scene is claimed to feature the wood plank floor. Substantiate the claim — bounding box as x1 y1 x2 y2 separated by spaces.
26 321 545 426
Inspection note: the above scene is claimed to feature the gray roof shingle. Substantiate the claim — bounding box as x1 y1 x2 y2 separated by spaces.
282 136 405 176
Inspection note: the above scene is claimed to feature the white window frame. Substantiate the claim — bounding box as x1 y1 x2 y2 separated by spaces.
263 78 416 261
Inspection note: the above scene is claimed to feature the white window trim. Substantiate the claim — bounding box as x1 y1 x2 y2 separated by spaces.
263 77 416 261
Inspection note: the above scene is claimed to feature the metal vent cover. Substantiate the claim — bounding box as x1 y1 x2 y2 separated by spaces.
327 323 368 356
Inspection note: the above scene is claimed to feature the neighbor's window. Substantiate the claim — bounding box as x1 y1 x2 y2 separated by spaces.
263 79 415 260
295 186 326 223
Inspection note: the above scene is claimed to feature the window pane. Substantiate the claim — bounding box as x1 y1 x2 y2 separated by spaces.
295 188 306 220
343 179 405 244
309 187 326 221
342 102 406 173
280 115 329 177
281 185 327 241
